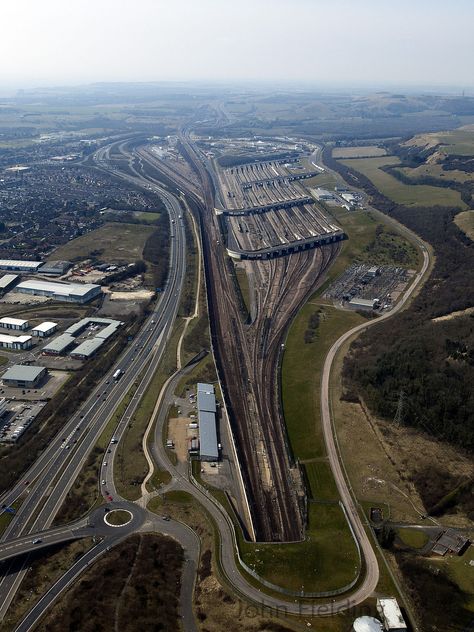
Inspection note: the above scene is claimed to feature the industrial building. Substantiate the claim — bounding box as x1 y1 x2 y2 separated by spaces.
197 383 219 461
38 260 72 275
14 280 102 304
31 322 58 337
0 317 29 330
0 334 32 350
2 365 47 388
348 297 379 311
0 260 42 273
0 274 19 294
64 317 123 336
42 334 76 355
376 598 407 632
70 338 106 359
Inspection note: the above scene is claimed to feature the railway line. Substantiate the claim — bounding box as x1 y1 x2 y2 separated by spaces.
166 131 341 542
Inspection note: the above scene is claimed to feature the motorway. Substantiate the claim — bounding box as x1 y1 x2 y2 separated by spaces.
0 139 192 624
0 134 432 629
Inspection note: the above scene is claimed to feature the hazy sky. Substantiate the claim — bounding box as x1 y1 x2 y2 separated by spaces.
2 0 473 89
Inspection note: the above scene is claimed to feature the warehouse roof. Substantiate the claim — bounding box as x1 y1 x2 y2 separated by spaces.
0 334 31 344
377 598 407 629
197 382 215 394
95 323 121 340
197 391 216 413
15 280 100 298
2 364 46 382
0 274 18 289
348 297 377 308
198 410 219 460
65 317 122 336
42 334 76 353
31 321 58 333
0 260 42 270
70 337 106 358
0 317 28 327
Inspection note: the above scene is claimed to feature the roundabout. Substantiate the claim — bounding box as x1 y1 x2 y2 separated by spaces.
104 509 133 527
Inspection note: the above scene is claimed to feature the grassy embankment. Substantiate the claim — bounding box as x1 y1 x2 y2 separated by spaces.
237 203 423 594
454 209 474 240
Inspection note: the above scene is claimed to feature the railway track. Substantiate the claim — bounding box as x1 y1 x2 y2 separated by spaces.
145 131 340 541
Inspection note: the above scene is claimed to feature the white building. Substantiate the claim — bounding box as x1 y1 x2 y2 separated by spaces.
376 598 407 632
0 260 42 272
0 317 29 330
14 280 102 304
31 322 58 337
0 334 32 350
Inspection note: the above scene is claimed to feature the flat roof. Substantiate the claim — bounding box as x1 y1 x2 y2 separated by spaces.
0 260 42 269
198 410 219 459
0 274 18 288
95 323 120 340
70 337 106 357
377 598 407 629
42 333 76 353
0 334 31 344
2 365 46 382
197 391 216 413
197 382 215 393
0 317 28 327
65 317 122 336
15 280 100 298
31 321 58 333
348 298 377 307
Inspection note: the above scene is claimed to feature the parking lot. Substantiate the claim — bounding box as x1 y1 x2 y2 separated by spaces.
0 400 47 442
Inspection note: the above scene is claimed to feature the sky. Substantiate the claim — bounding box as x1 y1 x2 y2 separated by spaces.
1 0 473 90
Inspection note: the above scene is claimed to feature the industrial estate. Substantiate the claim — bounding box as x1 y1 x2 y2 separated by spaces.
0 82 472 632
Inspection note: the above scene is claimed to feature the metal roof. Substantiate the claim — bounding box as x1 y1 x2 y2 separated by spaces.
95 323 121 340
0 334 31 344
0 317 28 327
0 260 42 270
353 617 383 632
348 298 377 308
70 337 106 357
197 391 216 413
15 280 100 298
198 410 218 460
197 382 215 393
31 321 57 333
0 274 18 289
2 364 46 382
42 334 76 353
377 598 407 630
65 317 122 336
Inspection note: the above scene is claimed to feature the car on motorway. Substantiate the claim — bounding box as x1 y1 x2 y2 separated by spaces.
101 480 106 485
107 495 113 501
32 538 42 544
24 480 30 485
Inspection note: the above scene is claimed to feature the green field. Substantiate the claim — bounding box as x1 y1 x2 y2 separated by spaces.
340 156 466 207
282 303 365 461
333 145 387 159
397 527 429 549
454 209 474 240
406 127 474 156
240 503 359 593
304 460 340 501
398 163 473 184
49 222 155 263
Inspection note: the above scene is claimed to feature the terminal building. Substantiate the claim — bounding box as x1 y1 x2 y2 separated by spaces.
0 260 42 273
197 383 219 461
0 317 29 331
0 334 32 350
2 365 47 388
14 280 102 304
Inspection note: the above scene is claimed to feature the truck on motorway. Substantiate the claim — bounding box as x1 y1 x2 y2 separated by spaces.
112 369 123 381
